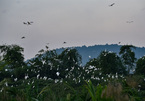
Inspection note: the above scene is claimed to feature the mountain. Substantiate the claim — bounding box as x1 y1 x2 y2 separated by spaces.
55 44 145 65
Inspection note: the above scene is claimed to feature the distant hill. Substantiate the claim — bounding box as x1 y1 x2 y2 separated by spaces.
56 44 145 65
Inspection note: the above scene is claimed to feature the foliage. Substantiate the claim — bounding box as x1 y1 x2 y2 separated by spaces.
136 56 145 76
58 48 82 68
0 44 145 101
119 45 136 74
58 48 82 78
85 58 100 68
85 80 113 101
98 50 126 75
27 48 60 79
0 44 25 69
122 75 145 101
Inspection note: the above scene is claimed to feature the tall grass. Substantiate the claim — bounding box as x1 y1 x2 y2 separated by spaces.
85 80 114 101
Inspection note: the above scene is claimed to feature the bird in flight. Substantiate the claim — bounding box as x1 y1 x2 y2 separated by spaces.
45 46 49 49
126 21 134 23
21 36 25 39
27 21 33 25
63 42 67 44
23 22 27 24
23 21 33 25
109 3 115 7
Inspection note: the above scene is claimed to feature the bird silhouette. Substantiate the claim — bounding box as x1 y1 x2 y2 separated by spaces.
21 36 25 39
63 42 66 44
23 22 27 24
109 3 115 6
45 46 49 49
126 21 133 23
27 22 31 25
23 21 33 25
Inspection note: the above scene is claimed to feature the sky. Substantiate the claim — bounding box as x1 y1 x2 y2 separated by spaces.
0 0 145 60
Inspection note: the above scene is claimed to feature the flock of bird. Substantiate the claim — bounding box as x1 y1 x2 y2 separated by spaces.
21 21 67 45
21 21 33 39
108 3 134 23
20 2 134 47
8 65 126 87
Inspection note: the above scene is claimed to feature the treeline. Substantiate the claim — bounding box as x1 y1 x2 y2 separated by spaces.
0 44 145 101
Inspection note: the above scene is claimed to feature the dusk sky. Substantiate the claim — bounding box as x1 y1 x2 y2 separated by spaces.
0 0 145 60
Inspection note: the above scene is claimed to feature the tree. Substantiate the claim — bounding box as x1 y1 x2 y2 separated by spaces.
135 56 145 76
98 50 126 74
58 48 82 69
0 44 25 69
58 48 82 77
0 56 7 71
85 58 100 68
119 45 136 74
27 47 59 79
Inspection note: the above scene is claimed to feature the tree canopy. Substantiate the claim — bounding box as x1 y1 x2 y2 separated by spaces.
0 44 25 69
135 56 145 76
119 45 136 74
98 50 126 74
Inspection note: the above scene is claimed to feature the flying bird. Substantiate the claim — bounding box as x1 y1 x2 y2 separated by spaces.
126 21 134 23
63 42 67 44
45 46 49 49
109 3 115 7
27 22 31 25
21 36 25 39
23 21 33 25
27 21 33 25
23 22 27 24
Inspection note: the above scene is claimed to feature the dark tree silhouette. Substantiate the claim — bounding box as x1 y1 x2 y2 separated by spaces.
136 56 145 76
0 44 25 69
98 50 126 74
119 45 136 74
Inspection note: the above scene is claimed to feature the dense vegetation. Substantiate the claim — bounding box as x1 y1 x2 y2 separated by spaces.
0 44 145 101
56 44 145 65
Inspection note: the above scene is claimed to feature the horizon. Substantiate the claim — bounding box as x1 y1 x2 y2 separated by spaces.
0 0 145 60
2 43 144 61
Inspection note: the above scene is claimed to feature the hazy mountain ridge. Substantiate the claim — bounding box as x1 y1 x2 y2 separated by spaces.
55 44 145 65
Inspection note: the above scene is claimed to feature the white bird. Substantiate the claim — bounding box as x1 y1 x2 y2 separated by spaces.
14 78 17 82
56 72 60 76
